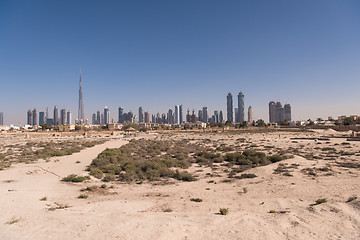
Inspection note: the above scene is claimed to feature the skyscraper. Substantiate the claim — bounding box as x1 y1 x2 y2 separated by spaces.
78 72 84 124
45 107 49 121
174 105 179 124
67 111 72 125
60 109 66 125
179 105 183 124
118 107 124 123
227 92 233 122
39 112 45 125
32 108 38 126
235 108 239 123
219 111 224 123
138 107 144 123
248 106 253 123
53 105 59 126
284 104 292 121
167 109 174 124
238 91 245 122
27 110 32 125
104 106 110 125
0 112 4 125
214 111 219 123
144 112 150 124
96 111 101 125
275 102 284 122
198 110 203 122
202 107 208 123
268 101 276 123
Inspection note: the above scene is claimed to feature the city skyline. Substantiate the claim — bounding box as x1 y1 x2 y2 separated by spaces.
1 1 360 124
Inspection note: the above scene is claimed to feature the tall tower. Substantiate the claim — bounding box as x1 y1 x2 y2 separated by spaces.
78 72 84 124
53 105 59 126
268 101 276 123
284 104 291 121
238 91 244 122
174 105 179 124
138 107 144 123
227 92 233 123
104 106 110 125
248 106 253 123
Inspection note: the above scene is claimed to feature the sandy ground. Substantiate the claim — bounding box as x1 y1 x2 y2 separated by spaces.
0 130 360 240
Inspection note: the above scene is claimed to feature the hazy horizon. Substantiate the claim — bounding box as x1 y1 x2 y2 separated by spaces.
1 1 359 125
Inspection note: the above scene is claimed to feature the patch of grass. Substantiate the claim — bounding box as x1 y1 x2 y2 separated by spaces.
269 210 276 213
78 194 88 199
346 196 357 203
190 198 203 202
62 174 90 183
219 208 229 215
5 217 21 225
315 198 327 205
236 173 257 179
81 185 98 192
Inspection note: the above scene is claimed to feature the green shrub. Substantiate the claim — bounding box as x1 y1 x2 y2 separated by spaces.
78 194 88 199
315 198 327 205
236 173 257 179
90 168 104 179
190 198 203 202
62 174 90 183
219 208 229 215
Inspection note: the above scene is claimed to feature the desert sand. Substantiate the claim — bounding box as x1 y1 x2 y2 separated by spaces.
0 129 359 240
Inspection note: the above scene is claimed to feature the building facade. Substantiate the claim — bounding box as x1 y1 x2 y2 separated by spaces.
238 91 244 122
227 92 233 122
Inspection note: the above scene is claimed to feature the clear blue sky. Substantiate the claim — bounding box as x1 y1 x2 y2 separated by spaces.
1 0 359 124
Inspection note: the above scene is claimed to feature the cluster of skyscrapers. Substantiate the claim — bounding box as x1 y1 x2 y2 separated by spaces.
27 106 72 126
268 101 291 123
227 91 253 123
22 73 292 127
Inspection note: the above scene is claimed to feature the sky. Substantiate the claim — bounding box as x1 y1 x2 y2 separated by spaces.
0 0 359 125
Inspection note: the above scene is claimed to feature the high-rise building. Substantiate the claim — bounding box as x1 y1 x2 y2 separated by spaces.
53 105 59 126
191 109 197 123
32 108 38 126
179 105 183 124
118 107 124 123
27 110 32 125
67 111 71 125
144 112 150 124
39 112 45 125
248 106 253 123
235 108 239 123
138 107 144 123
238 91 245 122
45 107 49 121
78 72 84 124
198 110 203 122
92 114 96 125
60 109 66 125
167 109 174 124
284 104 291 121
174 105 179 124
275 102 284 122
269 101 276 123
227 92 233 122
202 107 208 123
101 113 104 125
104 106 110 125
96 111 100 125
0 112 3 125
214 111 219 123
219 111 224 123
